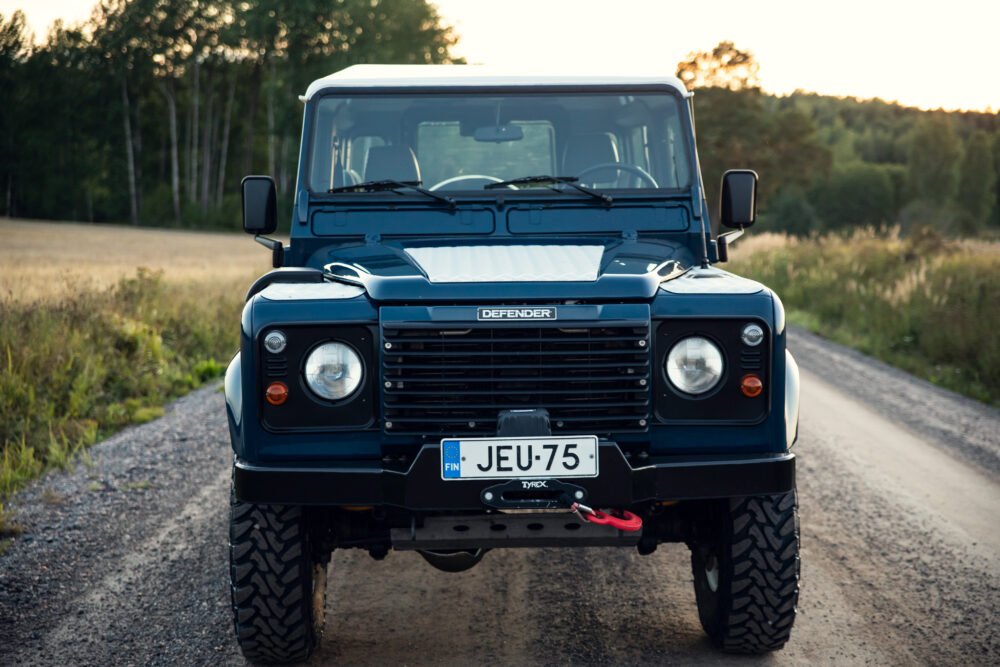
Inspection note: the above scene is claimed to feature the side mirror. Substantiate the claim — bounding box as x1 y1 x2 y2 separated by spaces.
720 169 758 229
242 175 277 235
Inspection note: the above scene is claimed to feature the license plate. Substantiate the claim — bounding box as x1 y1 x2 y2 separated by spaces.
440 436 599 480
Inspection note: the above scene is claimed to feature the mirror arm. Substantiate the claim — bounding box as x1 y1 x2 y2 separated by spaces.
716 227 744 263
254 235 285 268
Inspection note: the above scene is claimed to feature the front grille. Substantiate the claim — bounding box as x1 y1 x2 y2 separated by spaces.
382 321 651 437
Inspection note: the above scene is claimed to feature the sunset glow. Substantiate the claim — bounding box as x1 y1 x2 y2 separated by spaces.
3 0 997 112
433 0 998 113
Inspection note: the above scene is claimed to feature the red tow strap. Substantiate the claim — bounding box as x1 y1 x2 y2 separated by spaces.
571 502 643 532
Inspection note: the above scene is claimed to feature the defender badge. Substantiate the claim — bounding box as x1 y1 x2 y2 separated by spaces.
477 307 557 321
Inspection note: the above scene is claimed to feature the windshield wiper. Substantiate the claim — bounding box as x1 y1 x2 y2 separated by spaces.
484 175 612 205
329 179 455 208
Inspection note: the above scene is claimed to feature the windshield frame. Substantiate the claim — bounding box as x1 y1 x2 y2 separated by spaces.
301 84 697 203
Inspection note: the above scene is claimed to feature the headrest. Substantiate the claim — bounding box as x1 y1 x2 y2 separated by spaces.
562 133 620 175
365 145 421 182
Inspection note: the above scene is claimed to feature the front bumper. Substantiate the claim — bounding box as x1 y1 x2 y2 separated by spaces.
234 442 795 509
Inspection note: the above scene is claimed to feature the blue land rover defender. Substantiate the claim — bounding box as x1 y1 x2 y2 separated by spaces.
227 65 801 663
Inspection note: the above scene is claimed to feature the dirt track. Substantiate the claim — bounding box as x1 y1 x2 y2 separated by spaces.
1 328 998 666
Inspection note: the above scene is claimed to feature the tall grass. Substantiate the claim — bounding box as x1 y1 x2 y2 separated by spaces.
0 220 265 531
731 229 1000 405
0 268 246 525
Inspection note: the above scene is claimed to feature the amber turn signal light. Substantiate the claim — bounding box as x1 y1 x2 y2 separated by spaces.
740 374 763 398
265 381 289 405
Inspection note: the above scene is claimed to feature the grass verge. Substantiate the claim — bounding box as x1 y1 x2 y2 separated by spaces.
0 268 246 531
730 228 1000 406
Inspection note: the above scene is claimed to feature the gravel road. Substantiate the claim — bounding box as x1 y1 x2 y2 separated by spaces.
1 327 998 666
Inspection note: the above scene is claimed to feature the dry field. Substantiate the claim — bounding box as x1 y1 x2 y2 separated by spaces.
0 219 272 302
735 229 1000 262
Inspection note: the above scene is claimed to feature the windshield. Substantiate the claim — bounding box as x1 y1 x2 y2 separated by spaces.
308 91 692 194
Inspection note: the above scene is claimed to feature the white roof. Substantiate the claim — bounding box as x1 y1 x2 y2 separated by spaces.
303 65 690 101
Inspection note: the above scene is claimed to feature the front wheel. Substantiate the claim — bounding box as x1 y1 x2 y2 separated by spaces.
229 485 328 664
691 490 799 653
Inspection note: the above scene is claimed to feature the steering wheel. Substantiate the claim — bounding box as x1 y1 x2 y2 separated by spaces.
429 174 516 191
575 163 659 188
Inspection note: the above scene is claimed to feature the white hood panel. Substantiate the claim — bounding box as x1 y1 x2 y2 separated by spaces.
404 245 605 283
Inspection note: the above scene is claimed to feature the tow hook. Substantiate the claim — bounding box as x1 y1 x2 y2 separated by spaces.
570 501 643 532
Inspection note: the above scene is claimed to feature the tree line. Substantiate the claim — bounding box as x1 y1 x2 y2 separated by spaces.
0 0 459 228
1 19 997 236
680 42 1000 236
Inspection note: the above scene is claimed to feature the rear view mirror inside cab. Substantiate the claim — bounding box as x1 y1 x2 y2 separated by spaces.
473 123 524 142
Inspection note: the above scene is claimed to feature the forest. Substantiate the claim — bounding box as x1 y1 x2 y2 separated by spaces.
0 0 461 228
0 8 998 235
678 42 1000 237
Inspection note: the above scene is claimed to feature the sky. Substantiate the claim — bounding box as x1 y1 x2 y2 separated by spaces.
3 0 997 112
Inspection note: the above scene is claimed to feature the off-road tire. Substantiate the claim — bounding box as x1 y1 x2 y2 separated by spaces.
230 486 328 664
691 490 799 653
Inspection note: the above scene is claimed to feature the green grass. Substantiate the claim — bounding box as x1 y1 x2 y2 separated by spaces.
731 229 1000 406
0 268 244 530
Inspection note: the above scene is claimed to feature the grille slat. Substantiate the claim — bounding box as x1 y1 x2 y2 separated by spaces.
387 400 649 410
385 361 649 371
388 335 645 344
384 375 648 383
387 386 645 396
386 348 647 358
382 321 651 437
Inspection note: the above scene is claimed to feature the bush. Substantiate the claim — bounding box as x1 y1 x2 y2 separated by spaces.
810 163 895 229
762 186 821 236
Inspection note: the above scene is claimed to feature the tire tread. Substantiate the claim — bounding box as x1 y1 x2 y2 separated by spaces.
719 492 799 653
229 489 318 664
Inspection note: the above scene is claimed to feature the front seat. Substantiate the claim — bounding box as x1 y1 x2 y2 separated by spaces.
332 162 359 188
562 132 621 186
364 145 421 182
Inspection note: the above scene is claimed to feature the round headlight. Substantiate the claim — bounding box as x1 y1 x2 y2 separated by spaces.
304 342 363 400
665 336 725 395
